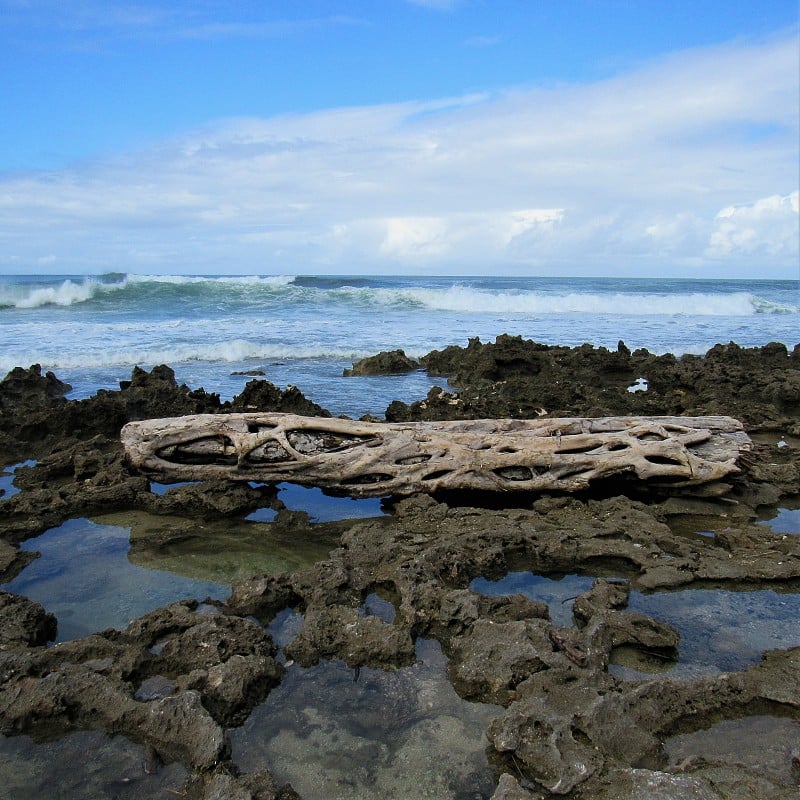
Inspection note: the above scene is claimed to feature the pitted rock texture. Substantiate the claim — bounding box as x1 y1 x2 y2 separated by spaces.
1 341 798 798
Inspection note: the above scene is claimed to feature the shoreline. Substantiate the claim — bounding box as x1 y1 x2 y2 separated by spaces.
1 336 799 799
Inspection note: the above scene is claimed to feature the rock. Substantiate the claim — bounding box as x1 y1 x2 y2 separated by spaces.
0 591 57 647
150 615 277 673
0 540 37 582
490 773 540 799
488 693 604 795
190 766 303 800
395 336 800 427
227 379 330 416
448 619 555 705
0 364 71 412
2 336 800 797
344 349 419 376
191 653 283 726
144 480 278 518
226 574 302 622
284 604 416 669
133 690 227 770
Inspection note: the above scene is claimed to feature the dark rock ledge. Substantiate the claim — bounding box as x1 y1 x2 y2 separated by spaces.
0 337 798 799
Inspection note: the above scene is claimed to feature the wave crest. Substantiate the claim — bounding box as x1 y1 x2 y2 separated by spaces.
0 277 129 309
2 275 795 319
0 273 298 310
394 287 793 316
0 340 366 374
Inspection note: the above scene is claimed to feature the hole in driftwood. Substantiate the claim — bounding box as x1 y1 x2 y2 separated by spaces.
247 423 277 434
422 469 453 482
244 441 293 464
553 467 594 482
341 473 394 485
662 424 691 434
607 442 630 452
286 430 376 455
157 436 238 466
644 455 685 467
554 444 598 455
395 454 432 465
494 466 534 481
635 432 666 442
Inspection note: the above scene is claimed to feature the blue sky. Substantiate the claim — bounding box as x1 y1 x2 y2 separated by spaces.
1 0 798 278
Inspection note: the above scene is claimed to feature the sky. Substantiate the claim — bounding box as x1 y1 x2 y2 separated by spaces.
0 0 798 279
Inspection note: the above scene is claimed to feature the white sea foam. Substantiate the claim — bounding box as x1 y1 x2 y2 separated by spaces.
0 273 299 310
392 287 778 316
0 340 365 374
0 278 129 309
124 273 296 287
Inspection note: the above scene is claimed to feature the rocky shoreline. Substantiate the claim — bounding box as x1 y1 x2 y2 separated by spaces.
1 336 799 799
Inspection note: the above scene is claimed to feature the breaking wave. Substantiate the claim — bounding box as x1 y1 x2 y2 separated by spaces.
2 274 794 317
394 287 782 316
0 274 297 309
0 277 127 309
0 339 370 375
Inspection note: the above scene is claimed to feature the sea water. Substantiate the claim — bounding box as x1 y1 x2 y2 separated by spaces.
1 273 797 416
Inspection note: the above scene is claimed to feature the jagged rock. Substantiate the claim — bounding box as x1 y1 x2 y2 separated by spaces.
227 378 330 416
0 591 57 647
344 349 419 376
0 364 71 412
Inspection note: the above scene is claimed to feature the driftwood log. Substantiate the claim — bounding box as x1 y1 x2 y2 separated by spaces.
121 414 751 498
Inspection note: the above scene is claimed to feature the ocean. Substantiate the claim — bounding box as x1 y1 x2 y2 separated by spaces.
1 273 797 417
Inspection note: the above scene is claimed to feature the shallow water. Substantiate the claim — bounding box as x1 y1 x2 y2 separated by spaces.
230 634 501 800
1 518 229 641
0 729 188 800
661 715 800 786
150 479 388 523
626 586 800 676
469 570 800 677
0 460 36 500
258 482 388 523
758 505 800 534
102 507 341 585
1 477 377 641
470 572 596 627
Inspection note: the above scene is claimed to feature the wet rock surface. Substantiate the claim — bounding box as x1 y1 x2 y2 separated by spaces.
344 348 420 376
1 339 799 798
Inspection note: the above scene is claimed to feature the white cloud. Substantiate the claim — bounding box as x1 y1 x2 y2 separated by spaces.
0 32 797 277
707 191 800 259
380 217 448 259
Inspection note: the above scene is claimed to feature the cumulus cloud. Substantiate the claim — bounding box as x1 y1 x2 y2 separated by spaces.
707 191 799 259
0 32 797 276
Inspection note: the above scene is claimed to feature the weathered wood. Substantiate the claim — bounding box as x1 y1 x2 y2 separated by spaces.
121 413 751 498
